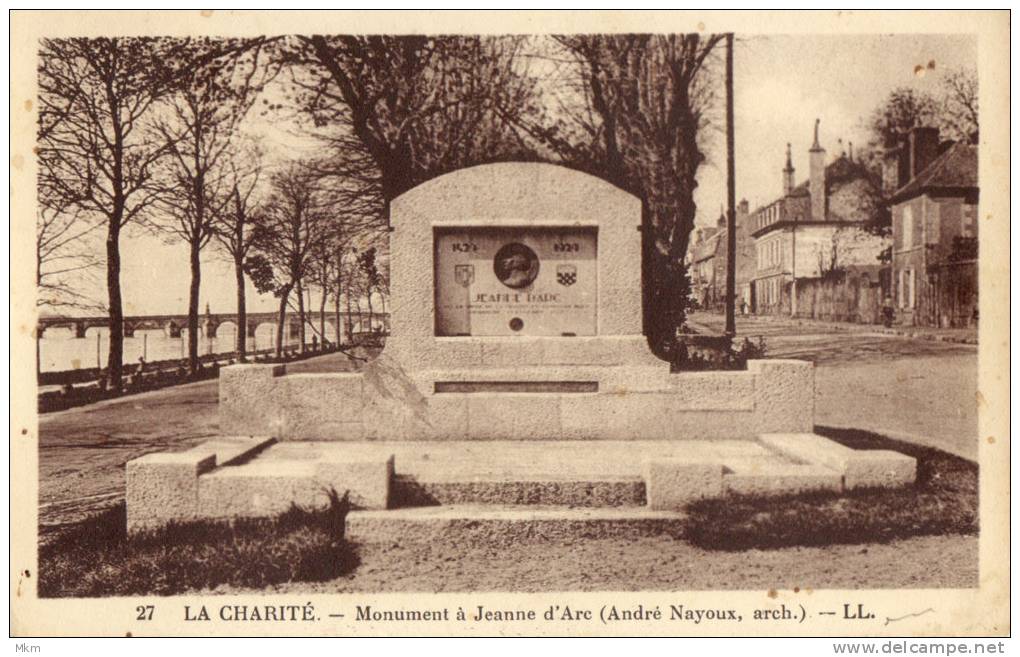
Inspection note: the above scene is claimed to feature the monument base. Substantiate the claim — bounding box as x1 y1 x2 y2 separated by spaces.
126 436 917 535
218 357 815 441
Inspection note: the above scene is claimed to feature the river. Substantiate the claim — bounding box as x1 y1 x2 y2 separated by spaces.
38 325 303 373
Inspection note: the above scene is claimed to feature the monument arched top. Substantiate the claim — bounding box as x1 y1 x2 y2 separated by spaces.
391 162 640 226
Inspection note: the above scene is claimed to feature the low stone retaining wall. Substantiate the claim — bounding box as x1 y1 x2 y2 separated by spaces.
218 358 815 441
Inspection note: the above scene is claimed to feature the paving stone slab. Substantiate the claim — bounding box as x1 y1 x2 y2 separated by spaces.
759 433 917 489
346 504 687 545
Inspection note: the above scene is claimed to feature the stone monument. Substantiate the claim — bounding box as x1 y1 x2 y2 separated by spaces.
126 163 916 535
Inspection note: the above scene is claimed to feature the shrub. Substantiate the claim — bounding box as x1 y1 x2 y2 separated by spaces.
670 335 767 372
38 490 356 597
684 428 978 550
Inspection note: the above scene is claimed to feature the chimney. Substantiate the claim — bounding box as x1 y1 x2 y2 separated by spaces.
881 142 912 194
738 198 749 216
809 119 826 222
908 126 940 179
717 205 726 229
782 143 795 196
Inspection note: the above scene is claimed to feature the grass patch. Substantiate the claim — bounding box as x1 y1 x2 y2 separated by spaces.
39 489 357 597
685 428 978 551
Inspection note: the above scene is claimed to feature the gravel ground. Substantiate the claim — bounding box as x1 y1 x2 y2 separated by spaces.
208 533 977 594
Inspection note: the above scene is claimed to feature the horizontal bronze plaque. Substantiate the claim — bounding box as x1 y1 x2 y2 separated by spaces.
434 381 599 394
434 227 598 337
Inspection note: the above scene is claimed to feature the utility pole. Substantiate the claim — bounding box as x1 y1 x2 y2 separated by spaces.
791 216 798 317
724 32 737 337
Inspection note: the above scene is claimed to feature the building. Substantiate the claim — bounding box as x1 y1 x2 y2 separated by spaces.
688 223 721 309
887 130 978 328
687 200 754 311
750 121 888 316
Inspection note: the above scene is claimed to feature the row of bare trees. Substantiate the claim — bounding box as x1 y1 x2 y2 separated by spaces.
280 34 725 358
37 37 278 385
37 34 729 386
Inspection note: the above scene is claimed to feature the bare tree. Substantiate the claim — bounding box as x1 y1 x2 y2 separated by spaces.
246 161 337 356
152 38 275 373
211 142 266 360
939 67 978 143
357 246 382 332
37 37 184 388
284 35 536 211
36 170 104 311
863 68 978 158
509 34 726 355
307 239 336 346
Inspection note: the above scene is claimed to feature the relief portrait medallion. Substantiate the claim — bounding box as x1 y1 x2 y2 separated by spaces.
493 242 540 289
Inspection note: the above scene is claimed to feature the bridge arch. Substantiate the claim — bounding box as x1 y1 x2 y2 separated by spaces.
216 320 239 337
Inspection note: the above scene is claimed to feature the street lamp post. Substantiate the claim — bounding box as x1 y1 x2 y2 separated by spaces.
724 32 737 337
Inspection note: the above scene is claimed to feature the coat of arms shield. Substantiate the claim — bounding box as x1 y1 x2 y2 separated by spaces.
556 264 577 287
454 264 475 287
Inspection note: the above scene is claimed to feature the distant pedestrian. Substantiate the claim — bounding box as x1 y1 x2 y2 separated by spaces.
881 296 895 328
137 356 146 374
312 335 319 351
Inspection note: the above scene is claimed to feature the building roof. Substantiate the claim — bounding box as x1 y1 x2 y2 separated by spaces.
750 155 876 215
888 141 978 204
692 229 721 263
786 154 876 198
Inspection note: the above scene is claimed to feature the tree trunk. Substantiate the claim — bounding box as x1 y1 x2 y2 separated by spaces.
106 220 124 390
643 202 691 361
275 286 290 357
187 239 202 374
297 278 307 353
234 257 247 360
344 282 354 343
319 288 327 347
366 290 374 333
334 289 342 346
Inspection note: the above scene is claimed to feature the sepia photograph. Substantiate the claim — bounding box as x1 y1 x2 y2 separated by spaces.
9 9 1010 640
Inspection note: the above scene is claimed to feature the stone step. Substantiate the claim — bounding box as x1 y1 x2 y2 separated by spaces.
345 504 686 545
185 435 276 467
390 474 645 508
723 462 842 496
759 433 917 489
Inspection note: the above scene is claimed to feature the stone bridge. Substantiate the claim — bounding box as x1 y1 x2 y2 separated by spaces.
37 310 390 340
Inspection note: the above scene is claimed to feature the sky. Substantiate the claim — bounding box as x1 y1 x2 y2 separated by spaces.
53 33 976 317
694 33 976 223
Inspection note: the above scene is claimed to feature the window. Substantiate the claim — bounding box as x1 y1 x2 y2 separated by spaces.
902 205 914 248
962 204 976 238
898 268 916 309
